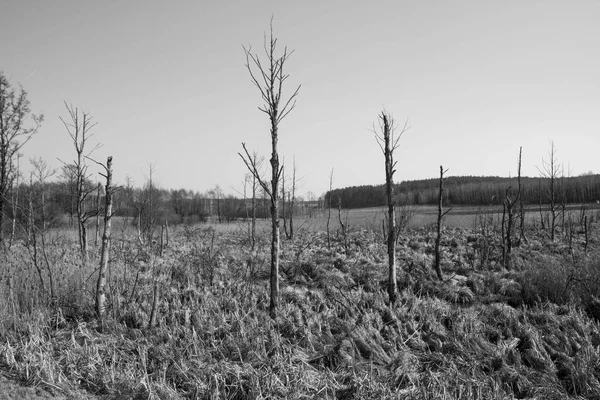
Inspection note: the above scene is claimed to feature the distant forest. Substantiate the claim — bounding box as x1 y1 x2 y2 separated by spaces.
325 175 600 209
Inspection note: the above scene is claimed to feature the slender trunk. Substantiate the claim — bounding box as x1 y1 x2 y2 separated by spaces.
149 280 159 328
338 197 348 254
538 179 545 230
164 218 169 246
550 149 556 241
9 181 18 250
96 157 113 322
282 165 289 239
382 115 397 303
326 169 333 249
289 193 294 240
216 196 221 224
584 215 589 254
39 231 55 301
251 177 256 252
501 203 507 267
434 166 445 281
269 125 280 319
517 147 527 244
95 182 101 246
290 161 296 240
0 144 6 245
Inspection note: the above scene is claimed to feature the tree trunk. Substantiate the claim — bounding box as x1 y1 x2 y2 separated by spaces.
95 182 101 246
269 125 280 319
96 156 113 322
434 166 445 281
382 114 397 304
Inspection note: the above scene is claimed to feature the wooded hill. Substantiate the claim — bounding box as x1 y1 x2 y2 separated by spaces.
325 174 600 209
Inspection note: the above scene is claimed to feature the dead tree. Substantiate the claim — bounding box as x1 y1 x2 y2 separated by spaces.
327 169 333 249
281 159 298 240
95 156 114 323
434 166 452 280
537 141 561 241
502 148 523 269
337 196 349 254
289 158 297 240
281 162 288 238
239 21 300 319
374 111 406 304
244 151 262 252
60 103 99 263
28 158 57 301
95 182 101 246
517 147 527 244
0 72 43 245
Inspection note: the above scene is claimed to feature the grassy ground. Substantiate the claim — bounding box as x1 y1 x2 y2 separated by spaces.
0 209 599 399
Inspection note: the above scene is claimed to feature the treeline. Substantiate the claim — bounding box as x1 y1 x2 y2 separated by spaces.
3 176 316 237
325 175 600 209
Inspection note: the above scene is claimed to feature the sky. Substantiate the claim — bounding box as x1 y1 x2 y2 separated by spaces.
1 0 598 198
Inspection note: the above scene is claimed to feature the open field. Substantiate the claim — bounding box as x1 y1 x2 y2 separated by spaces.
1 209 600 399
285 203 600 233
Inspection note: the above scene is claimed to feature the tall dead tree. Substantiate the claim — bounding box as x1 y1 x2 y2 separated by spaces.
502 147 523 269
374 111 406 305
95 156 114 323
239 21 300 319
517 147 527 244
95 182 101 246
289 158 297 240
327 169 333 249
246 151 263 252
0 72 43 245
537 141 561 241
60 103 98 263
281 162 288 238
434 166 452 280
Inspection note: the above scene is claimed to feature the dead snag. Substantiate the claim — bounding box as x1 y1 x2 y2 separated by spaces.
374 111 407 305
95 156 114 324
434 166 452 280
239 19 300 319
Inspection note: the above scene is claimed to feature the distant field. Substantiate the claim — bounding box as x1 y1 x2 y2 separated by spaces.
293 203 600 232
179 203 600 236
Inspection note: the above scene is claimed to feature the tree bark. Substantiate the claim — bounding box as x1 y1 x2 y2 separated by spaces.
96 156 113 322
381 113 397 304
269 124 280 319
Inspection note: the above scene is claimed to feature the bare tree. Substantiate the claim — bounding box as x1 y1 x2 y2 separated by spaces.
327 169 333 249
239 20 300 319
248 152 263 252
27 158 56 301
374 111 407 304
434 166 452 280
537 141 561 241
289 158 298 240
0 72 43 245
139 163 161 244
517 147 527 244
281 162 288 238
208 185 223 224
95 156 114 324
95 182 101 246
60 103 99 263
502 147 523 269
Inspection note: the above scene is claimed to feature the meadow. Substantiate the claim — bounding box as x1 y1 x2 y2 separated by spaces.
0 205 599 399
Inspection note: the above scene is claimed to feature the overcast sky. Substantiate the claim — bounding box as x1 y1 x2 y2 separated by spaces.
1 0 598 197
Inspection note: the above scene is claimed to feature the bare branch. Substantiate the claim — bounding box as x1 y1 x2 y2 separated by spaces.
239 143 271 198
